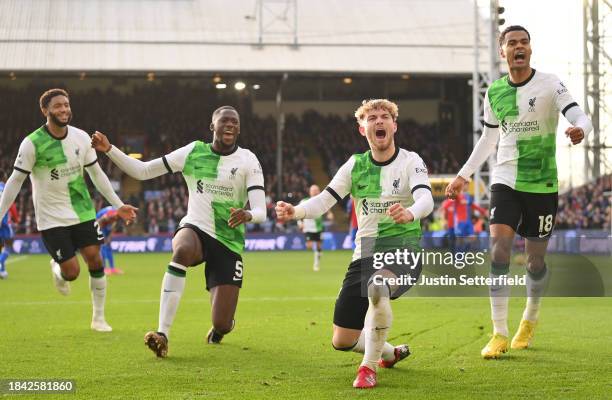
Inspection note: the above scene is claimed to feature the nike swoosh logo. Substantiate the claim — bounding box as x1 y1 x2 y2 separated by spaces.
358 185 367 190
374 326 389 331
163 290 175 293
538 233 549 238
232 277 242 281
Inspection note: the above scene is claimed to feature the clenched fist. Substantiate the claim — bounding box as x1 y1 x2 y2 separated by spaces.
275 201 295 223
91 131 112 153
565 126 584 145
387 203 414 224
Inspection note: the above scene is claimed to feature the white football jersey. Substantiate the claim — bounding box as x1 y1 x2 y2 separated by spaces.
326 147 431 261
484 70 578 193
14 125 98 230
164 141 264 255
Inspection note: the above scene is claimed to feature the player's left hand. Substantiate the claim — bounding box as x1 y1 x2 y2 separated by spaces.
228 208 252 228
565 126 584 145
116 204 138 225
387 203 414 224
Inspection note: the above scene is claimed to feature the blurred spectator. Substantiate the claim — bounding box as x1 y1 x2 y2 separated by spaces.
556 174 611 231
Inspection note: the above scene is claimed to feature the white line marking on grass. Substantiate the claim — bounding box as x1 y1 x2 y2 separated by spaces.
0 296 336 306
5 256 29 265
241 296 335 302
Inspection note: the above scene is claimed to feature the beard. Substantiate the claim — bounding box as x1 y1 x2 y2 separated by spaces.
49 110 72 127
367 133 393 152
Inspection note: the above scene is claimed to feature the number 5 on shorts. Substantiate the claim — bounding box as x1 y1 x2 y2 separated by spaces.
233 261 243 281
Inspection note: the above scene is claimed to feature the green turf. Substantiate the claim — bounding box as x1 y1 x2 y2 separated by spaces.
0 251 611 399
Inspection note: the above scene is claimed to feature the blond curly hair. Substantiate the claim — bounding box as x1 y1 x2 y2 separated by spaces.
354 99 399 123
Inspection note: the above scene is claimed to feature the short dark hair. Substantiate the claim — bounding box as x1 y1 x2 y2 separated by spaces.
39 88 69 109
212 105 238 119
499 25 530 47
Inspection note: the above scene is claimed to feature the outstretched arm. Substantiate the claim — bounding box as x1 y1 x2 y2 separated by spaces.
445 126 499 199
447 89 500 199
92 131 170 180
85 162 124 209
85 163 138 224
277 157 354 223
276 189 339 223
457 125 499 181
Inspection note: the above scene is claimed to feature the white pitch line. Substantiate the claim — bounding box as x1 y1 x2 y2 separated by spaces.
4 255 29 265
0 296 336 306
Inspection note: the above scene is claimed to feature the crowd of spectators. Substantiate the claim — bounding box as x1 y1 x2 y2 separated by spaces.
1 84 609 235
305 110 461 177
556 174 611 230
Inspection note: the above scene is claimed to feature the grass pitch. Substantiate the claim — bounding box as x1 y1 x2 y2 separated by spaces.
0 251 610 399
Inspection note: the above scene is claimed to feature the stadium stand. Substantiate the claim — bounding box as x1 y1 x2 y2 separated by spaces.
0 85 608 234
556 174 611 230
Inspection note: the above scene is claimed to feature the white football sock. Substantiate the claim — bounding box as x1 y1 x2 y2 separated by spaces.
489 272 510 337
52 260 66 281
361 295 393 371
523 266 549 322
89 274 107 322
158 262 187 337
352 329 396 361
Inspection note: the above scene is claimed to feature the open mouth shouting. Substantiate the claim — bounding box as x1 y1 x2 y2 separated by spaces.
514 51 526 65
375 129 386 140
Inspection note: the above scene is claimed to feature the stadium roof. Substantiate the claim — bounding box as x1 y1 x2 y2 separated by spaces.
0 0 486 75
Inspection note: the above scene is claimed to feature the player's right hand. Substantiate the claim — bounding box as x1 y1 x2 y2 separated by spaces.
275 201 295 223
116 204 138 226
565 126 585 145
445 176 467 200
91 131 112 153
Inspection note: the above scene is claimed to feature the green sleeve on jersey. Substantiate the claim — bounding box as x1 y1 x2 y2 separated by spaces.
350 152 382 198
68 175 96 222
212 199 245 254
183 142 221 179
487 78 519 124
28 128 67 169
